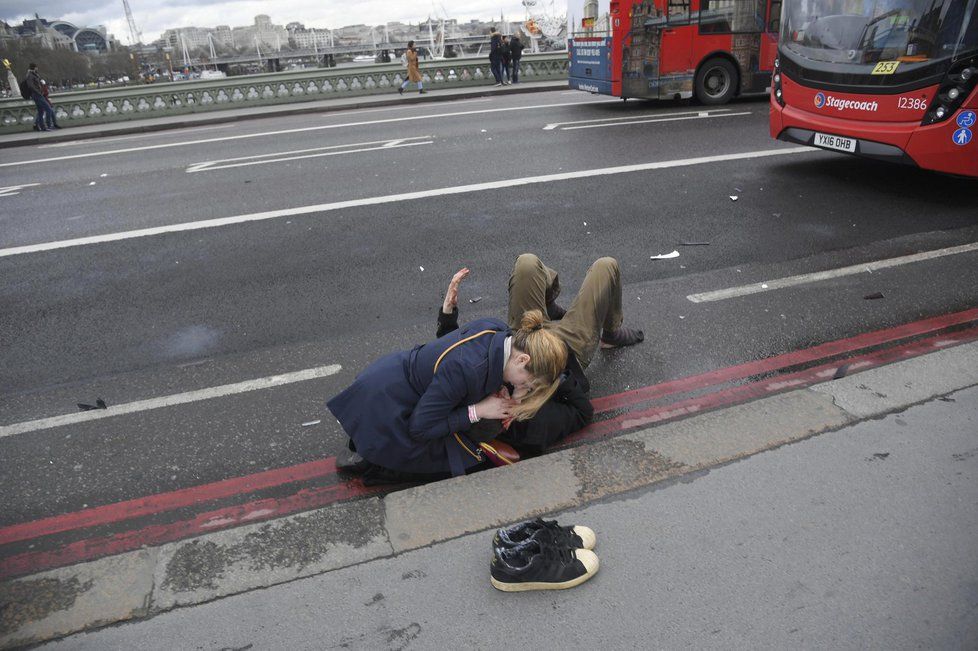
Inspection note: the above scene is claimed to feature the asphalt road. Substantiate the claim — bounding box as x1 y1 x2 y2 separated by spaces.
1 90 977 555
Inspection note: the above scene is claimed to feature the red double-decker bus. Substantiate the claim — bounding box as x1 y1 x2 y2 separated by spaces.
569 0 781 104
770 0 978 177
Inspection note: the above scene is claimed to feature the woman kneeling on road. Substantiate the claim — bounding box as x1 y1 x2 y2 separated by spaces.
328 310 567 484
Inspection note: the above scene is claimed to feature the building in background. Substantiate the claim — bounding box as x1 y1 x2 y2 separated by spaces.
1 16 117 52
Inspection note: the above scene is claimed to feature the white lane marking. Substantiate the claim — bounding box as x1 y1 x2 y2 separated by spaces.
561 111 752 131
186 137 433 173
37 124 238 148
0 99 619 168
0 364 343 438
543 108 732 130
0 183 40 197
320 97 492 117
686 242 978 303
0 147 812 258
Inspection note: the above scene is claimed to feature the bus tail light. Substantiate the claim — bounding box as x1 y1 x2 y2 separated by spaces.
773 57 784 106
921 59 978 126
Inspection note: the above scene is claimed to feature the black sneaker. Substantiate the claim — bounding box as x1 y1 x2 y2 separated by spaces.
491 539 599 591
494 518 596 550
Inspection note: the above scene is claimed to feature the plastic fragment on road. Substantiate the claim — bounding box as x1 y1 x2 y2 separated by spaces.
76 398 107 411
100 173 107 177
650 250 680 260
301 420 321 427
832 364 850 380
89 181 96 186
419 266 424 271
864 292 885 300
729 195 738 201
469 296 483 303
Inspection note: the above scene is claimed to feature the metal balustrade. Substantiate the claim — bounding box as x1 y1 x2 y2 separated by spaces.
1 53 568 133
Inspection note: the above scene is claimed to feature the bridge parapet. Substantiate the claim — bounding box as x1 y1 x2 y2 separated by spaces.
0 54 568 134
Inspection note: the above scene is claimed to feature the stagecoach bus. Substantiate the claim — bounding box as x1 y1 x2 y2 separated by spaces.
569 0 781 104
771 0 977 177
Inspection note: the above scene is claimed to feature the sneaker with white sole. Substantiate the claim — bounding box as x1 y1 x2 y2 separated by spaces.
493 518 596 551
491 539 599 591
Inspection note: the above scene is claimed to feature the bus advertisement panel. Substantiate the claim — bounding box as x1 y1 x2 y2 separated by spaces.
568 0 780 104
569 36 615 95
770 0 978 178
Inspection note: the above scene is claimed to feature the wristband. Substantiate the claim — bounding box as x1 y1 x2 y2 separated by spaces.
468 405 480 423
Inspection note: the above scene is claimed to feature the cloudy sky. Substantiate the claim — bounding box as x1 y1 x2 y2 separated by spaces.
2 1 592 43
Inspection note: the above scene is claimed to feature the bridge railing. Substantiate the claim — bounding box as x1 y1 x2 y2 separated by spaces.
0 53 568 134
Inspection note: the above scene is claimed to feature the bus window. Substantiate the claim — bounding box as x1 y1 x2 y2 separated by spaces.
668 0 690 24
767 0 782 33
700 0 766 34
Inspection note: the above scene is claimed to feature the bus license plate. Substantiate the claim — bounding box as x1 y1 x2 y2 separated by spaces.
814 132 857 153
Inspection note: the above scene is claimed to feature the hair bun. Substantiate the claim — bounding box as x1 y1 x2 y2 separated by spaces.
519 309 545 332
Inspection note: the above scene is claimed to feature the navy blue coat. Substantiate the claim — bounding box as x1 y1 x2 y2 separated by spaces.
327 318 509 475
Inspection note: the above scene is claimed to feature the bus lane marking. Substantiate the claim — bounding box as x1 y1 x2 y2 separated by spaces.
185 136 434 173
0 146 813 258
0 363 343 439
0 99 619 168
544 109 750 130
687 242 978 303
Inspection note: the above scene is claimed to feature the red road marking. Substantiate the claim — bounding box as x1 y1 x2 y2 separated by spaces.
591 306 978 412
2 307 976 568
0 478 388 580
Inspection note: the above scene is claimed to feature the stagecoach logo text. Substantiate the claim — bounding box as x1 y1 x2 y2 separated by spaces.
814 91 879 112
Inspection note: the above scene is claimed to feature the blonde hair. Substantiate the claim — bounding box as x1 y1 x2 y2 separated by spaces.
510 309 568 421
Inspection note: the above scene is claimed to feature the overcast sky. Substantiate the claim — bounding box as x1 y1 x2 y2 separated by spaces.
1 1 592 44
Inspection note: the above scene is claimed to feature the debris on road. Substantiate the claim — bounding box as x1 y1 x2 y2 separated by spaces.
88 181 96 186
419 266 424 271
301 420 321 427
650 250 680 260
469 296 483 303
864 292 885 300
77 398 107 411
679 241 710 246
729 195 738 201
833 364 851 380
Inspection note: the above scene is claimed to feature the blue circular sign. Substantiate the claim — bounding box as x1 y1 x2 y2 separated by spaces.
957 111 976 128
814 92 826 108
952 128 972 146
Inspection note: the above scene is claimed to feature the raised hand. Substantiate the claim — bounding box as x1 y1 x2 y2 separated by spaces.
442 267 470 314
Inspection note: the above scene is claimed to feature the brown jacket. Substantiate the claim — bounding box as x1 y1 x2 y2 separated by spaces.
405 49 421 82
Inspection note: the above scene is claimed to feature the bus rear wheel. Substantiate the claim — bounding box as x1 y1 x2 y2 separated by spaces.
695 58 738 105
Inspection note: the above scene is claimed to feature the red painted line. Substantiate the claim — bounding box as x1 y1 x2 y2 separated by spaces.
0 477 387 580
4 326 976 580
565 326 978 445
591 306 978 413
2 307 976 552
0 457 337 546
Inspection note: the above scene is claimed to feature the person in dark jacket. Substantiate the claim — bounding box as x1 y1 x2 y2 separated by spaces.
24 64 56 132
509 35 525 83
488 28 504 85
40 79 61 130
328 309 568 482
500 36 512 84
435 268 593 455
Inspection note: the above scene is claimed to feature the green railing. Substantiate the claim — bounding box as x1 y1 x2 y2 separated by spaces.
1 53 568 134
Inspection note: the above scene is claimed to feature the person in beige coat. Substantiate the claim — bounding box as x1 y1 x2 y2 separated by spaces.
398 41 426 95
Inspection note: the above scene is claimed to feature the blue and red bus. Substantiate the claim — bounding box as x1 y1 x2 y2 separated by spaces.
770 0 977 177
569 0 781 104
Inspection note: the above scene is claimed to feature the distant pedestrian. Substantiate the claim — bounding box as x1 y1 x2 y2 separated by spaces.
24 63 57 132
398 41 426 95
501 36 512 84
488 28 504 86
510 36 525 83
40 79 61 130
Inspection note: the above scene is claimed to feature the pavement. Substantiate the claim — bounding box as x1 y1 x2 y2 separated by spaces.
8 341 978 650
0 81 565 149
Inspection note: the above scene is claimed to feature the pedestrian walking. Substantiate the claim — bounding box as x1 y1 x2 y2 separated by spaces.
501 36 512 84
489 28 504 86
23 64 57 131
509 35 525 83
328 309 568 483
398 41 426 95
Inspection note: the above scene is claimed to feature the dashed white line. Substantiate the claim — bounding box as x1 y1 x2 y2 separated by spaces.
0 146 812 259
0 363 343 438
686 242 978 303
543 108 733 130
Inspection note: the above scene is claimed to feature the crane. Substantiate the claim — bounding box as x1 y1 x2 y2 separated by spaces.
121 0 142 45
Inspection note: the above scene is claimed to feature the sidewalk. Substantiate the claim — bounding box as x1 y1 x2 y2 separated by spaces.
43 385 978 650
0 81 566 150
3 332 977 649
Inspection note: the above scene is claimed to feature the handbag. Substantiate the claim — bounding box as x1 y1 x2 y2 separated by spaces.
434 330 521 468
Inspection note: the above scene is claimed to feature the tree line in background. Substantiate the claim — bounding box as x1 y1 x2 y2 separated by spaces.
0 41 134 91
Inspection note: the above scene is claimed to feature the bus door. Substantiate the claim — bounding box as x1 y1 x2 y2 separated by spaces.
657 0 695 98
759 0 781 72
